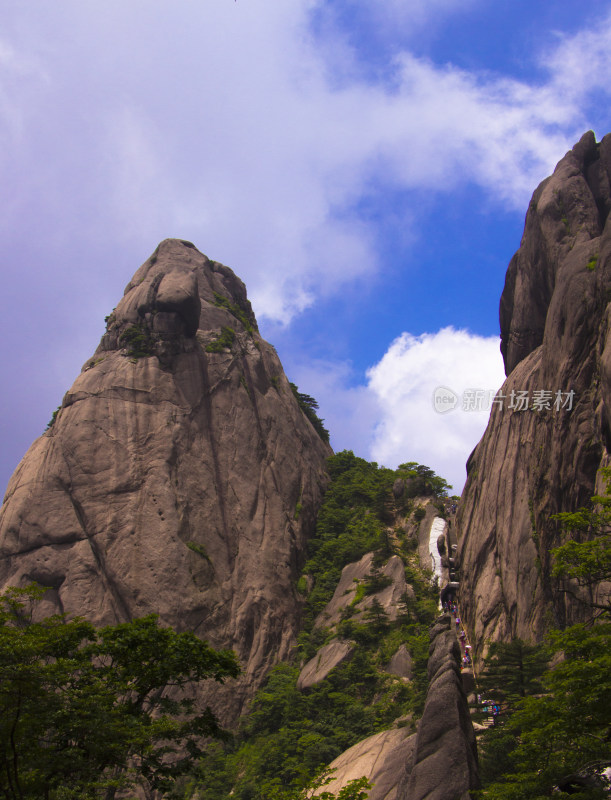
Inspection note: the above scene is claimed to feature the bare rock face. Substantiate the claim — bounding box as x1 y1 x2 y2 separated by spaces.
296 639 355 690
0 239 332 723
387 644 413 680
314 552 376 628
314 728 416 800
314 553 411 629
396 614 479 800
457 132 611 655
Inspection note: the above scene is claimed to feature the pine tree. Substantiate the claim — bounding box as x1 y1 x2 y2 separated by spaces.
478 469 611 799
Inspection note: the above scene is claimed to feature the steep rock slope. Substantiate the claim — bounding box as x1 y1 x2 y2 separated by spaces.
318 613 479 800
396 614 479 800
457 132 611 654
0 239 331 722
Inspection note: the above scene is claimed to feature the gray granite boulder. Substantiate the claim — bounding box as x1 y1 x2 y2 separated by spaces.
316 727 416 800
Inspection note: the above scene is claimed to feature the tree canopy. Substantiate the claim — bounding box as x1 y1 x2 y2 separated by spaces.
289 382 330 443
551 465 611 617
477 469 611 799
0 585 239 799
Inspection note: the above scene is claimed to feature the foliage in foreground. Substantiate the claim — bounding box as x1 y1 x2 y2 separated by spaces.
477 625 610 800
551 466 611 617
477 469 611 799
0 586 239 799
263 770 371 800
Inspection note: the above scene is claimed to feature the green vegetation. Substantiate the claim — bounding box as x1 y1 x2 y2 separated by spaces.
186 541 211 562
289 382 330 443
205 326 236 353
45 406 61 431
551 467 611 616
297 772 371 800
474 639 549 786
213 292 254 335
587 254 598 271
1 452 448 800
477 470 611 799
177 451 446 800
476 626 611 799
299 451 398 629
395 462 452 498
413 506 426 522
362 569 393 595
119 322 155 360
0 585 239 799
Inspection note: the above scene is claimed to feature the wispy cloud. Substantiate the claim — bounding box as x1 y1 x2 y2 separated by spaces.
1 2 611 494
542 12 611 98
1 3 609 323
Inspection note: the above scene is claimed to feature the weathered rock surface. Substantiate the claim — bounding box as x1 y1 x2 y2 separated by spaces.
314 727 417 800
356 555 409 623
0 239 332 724
314 552 375 628
296 639 355 690
396 614 479 800
387 644 413 680
457 132 611 656
315 553 411 629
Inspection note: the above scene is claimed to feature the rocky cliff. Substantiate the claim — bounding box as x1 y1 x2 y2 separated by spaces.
318 612 479 800
0 238 332 723
397 614 479 800
457 131 611 655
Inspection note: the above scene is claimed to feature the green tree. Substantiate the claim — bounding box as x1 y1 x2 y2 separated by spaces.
289 383 330 443
551 466 611 617
0 585 239 799
259 769 371 800
481 623 611 800
474 640 549 786
296 770 371 800
476 639 548 714
479 468 611 799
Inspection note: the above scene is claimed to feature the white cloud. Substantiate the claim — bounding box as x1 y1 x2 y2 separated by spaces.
1 2 610 324
287 327 506 494
543 13 611 99
366 327 505 493
284 357 380 457
103 4 610 320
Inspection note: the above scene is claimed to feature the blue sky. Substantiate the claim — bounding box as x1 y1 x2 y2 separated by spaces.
2 1 611 496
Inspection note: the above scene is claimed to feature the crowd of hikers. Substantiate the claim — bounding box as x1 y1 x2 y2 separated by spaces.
442 595 500 722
